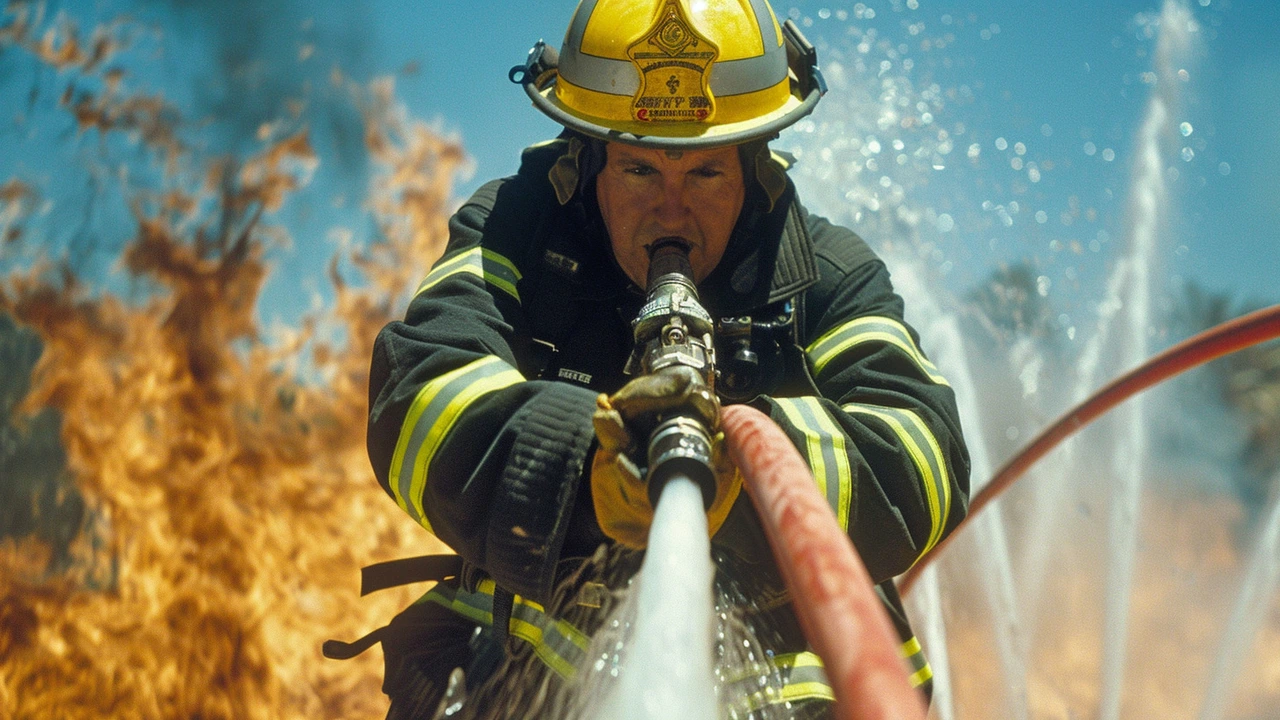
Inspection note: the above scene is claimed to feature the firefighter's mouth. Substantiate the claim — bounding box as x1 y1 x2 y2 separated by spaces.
645 236 693 256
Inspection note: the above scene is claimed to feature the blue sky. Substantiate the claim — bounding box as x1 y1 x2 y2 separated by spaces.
2 0 1277 326
386 0 1279 311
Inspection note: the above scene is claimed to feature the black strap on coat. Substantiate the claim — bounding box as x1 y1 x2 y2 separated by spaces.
322 554 465 661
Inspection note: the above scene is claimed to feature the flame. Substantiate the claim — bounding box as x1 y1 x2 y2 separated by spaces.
0 7 462 716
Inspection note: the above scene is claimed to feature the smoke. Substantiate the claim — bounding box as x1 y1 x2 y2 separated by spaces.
134 0 375 173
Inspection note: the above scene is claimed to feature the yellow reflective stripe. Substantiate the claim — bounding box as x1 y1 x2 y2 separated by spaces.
781 682 836 703
774 398 852 530
806 316 949 386
431 581 844 702
773 652 835 703
510 617 578 679
481 248 522 301
424 586 492 625
900 635 932 688
388 356 523 531
414 248 479 297
553 618 590 651
844 403 951 557
908 662 933 688
772 651 824 670
900 635 922 657
414 247 522 303
426 580 589 680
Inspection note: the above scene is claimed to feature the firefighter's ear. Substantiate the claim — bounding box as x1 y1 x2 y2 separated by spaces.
548 136 586 206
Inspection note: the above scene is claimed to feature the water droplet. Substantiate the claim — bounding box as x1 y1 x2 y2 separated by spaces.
1014 142 1027 156
1101 148 1115 162
1180 122 1194 137
1036 275 1051 297
1181 147 1195 162
1219 162 1231 176
818 8 831 19
1036 210 1048 224
937 214 954 232
995 137 1008 151
968 143 981 159
1029 167 1041 183
1084 141 1097 156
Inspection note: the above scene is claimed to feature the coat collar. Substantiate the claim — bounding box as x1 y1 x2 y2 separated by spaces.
697 183 820 318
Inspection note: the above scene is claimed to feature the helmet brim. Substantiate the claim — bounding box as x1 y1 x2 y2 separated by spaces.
525 76 822 150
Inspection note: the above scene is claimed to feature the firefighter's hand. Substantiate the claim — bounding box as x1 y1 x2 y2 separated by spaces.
590 367 742 549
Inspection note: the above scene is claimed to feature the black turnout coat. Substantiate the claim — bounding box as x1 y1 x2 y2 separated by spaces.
365 136 970 716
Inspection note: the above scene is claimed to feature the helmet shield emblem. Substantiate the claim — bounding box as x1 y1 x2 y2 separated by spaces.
626 0 719 124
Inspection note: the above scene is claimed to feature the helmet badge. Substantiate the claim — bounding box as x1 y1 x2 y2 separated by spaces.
626 0 719 124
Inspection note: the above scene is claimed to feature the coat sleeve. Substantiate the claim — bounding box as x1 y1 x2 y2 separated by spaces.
746 212 971 583
366 179 601 603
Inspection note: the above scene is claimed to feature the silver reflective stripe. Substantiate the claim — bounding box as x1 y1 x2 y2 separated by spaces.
901 635 933 688
806 315 950 386
415 247 522 304
430 582 837 705
843 403 951 558
424 580 589 680
773 397 852 530
722 651 834 713
558 0 786 98
773 652 834 704
388 356 524 531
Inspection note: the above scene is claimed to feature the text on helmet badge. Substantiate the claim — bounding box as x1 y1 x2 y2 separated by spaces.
626 0 719 124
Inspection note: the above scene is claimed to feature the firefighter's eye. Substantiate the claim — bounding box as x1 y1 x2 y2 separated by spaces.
624 164 658 176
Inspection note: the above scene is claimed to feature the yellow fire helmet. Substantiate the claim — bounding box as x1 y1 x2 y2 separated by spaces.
510 0 826 149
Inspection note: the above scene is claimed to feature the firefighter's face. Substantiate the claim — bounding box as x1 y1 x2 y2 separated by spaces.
596 142 745 288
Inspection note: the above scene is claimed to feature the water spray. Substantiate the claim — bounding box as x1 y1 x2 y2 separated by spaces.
603 238 721 719
901 302 1280 596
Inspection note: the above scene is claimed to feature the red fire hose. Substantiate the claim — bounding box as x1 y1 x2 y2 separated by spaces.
899 303 1280 595
722 404 929 720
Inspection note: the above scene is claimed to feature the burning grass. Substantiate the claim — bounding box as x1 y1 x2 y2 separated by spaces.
0 6 464 716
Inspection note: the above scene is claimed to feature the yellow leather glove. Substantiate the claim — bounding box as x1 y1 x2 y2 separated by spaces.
590 366 742 549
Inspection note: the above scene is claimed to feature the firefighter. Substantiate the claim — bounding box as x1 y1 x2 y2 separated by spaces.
357 0 970 716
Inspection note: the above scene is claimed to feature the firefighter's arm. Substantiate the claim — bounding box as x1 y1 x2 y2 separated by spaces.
745 256 971 583
366 180 599 603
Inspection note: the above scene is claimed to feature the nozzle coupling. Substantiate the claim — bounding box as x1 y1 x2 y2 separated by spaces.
645 415 717 510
